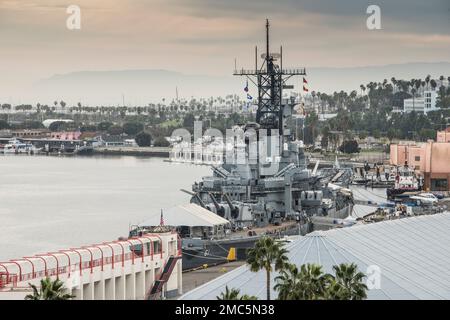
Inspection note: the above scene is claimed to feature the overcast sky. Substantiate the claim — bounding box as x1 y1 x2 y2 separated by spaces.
1 0 449 100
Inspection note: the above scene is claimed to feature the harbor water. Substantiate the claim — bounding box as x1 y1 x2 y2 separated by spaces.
0 155 210 261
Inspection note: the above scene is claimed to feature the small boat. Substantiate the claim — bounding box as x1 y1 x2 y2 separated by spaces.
387 164 422 200
2 139 39 154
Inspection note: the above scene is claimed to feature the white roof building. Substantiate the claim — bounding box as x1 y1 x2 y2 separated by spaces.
403 90 439 114
180 212 450 300
139 203 230 228
42 119 74 128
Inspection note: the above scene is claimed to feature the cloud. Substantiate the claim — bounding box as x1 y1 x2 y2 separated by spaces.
165 0 450 34
0 0 449 101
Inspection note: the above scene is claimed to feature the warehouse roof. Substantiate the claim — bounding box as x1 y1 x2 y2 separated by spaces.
180 212 450 300
139 203 230 228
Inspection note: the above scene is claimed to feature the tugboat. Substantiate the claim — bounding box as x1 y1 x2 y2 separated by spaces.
131 20 354 270
387 162 422 200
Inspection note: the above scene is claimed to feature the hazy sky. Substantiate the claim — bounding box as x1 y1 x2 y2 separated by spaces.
1 0 449 101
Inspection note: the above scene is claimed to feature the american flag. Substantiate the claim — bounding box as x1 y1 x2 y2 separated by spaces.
160 209 164 226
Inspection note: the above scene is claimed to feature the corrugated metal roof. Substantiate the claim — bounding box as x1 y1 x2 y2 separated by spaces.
139 203 230 227
352 204 376 218
180 212 450 300
351 186 387 203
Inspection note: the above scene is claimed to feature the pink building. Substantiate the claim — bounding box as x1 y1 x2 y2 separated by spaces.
390 130 450 191
50 131 82 141
437 128 450 143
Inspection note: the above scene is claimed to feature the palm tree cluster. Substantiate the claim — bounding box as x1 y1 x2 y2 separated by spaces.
218 236 367 300
25 277 74 300
275 263 367 300
310 75 450 145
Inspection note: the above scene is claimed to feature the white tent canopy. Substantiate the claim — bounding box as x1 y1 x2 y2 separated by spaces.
139 203 230 228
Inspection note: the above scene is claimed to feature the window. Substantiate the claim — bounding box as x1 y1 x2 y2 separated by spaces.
431 179 448 191
415 156 420 161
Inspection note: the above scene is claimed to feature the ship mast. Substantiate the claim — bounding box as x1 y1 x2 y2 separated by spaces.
234 19 306 136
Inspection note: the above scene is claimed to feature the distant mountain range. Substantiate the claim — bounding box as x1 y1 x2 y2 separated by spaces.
29 62 450 106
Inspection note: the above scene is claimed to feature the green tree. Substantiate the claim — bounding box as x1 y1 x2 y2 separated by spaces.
246 237 289 300
330 263 368 300
123 122 144 136
183 113 196 128
338 140 360 154
25 277 74 300
153 136 170 147
97 121 113 131
135 131 152 147
296 264 331 300
274 263 331 300
107 125 124 135
419 128 436 141
0 119 9 130
274 263 302 300
273 263 368 300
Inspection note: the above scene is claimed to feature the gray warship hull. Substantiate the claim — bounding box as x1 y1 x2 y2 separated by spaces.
181 204 351 271
182 225 305 271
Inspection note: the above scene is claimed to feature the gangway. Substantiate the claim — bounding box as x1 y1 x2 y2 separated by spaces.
147 255 180 300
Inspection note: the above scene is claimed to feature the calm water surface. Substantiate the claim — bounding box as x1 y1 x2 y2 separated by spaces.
0 155 210 260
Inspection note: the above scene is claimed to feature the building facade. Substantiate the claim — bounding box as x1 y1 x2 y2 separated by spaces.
437 128 450 143
390 129 450 191
0 232 182 300
403 90 439 114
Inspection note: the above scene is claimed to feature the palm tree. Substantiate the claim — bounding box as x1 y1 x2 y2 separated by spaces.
390 77 396 92
438 76 446 108
247 237 289 300
430 79 437 91
425 75 431 90
296 263 332 300
216 286 241 300
274 263 302 300
217 286 258 300
274 263 332 300
411 88 417 111
360 84 366 96
332 263 367 300
273 263 368 300
25 277 74 300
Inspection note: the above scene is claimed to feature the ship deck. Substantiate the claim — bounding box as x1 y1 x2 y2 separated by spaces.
231 220 298 238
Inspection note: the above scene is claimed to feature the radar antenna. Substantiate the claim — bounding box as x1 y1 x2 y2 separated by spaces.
234 19 306 135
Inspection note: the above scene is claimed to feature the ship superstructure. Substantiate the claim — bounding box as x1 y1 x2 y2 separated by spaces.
188 20 353 232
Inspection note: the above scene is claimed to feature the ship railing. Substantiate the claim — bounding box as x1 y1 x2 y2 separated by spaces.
233 68 306 75
0 251 163 289
0 236 173 290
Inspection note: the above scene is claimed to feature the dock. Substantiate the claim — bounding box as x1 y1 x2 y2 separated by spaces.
92 146 170 157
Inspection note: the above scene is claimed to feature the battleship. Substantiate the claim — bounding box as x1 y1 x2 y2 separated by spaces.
132 20 354 270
